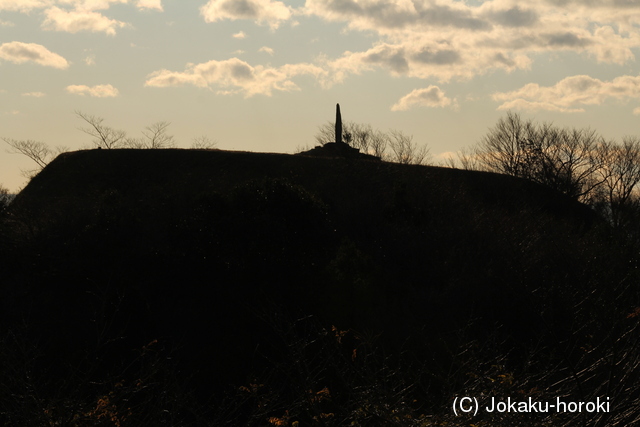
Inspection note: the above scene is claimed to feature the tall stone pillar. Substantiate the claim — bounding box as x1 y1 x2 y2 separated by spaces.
335 103 342 144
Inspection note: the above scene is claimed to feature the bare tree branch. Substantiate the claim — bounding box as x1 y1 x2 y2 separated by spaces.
76 111 128 149
191 135 218 149
2 138 67 177
475 111 537 177
140 121 175 149
475 111 605 201
315 121 431 164
387 129 430 165
0 183 11 212
593 137 640 228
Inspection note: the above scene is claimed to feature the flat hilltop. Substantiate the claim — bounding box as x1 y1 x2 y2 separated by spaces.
11 148 594 223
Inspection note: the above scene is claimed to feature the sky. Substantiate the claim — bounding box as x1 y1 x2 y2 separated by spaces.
1 0 640 191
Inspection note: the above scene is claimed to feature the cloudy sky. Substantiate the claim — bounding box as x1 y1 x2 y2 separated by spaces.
2 0 640 191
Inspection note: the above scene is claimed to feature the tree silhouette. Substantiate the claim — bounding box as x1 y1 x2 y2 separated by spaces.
314 121 429 165
126 121 176 149
191 135 218 149
593 136 640 229
2 138 68 177
76 111 129 149
475 111 604 201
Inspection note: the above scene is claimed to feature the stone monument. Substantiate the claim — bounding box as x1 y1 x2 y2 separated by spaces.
296 103 381 160
335 103 343 145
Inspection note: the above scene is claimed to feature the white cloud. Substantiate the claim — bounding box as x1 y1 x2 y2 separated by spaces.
588 25 637 64
136 0 162 10
0 0 51 12
84 54 96 65
200 0 292 29
495 99 586 113
391 86 457 111
314 41 532 85
312 50 378 88
0 0 161 13
304 0 492 32
259 46 274 55
482 5 539 28
145 57 325 97
0 19 14 26
22 91 46 97
66 84 119 97
493 74 640 112
4 0 640 95
42 6 127 34
634 107 640 116
298 0 640 83
0 41 69 69
56 0 128 11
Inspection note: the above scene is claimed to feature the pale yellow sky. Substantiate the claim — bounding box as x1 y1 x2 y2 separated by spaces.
2 0 640 191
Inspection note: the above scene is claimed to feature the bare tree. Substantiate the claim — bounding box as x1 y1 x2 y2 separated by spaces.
2 138 68 177
140 121 175 148
0 184 11 213
315 120 365 147
593 137 640 228
347 123 392 159
316 121 425 161
444 147 481 170
533 125 604 200
315 121 381 147
475 111 538 177
475 111 604 201
387 129 430 165
348 123 370 151
315 121 335 146
368 129 388 159
76 111 128 149
314 121 333 146
126 121 176 149
191 135 218 149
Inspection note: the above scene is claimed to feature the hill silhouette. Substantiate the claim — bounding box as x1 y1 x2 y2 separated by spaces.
10 147 595 226
1 148 636 426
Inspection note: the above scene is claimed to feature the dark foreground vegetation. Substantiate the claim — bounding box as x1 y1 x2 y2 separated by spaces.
0 144 639 426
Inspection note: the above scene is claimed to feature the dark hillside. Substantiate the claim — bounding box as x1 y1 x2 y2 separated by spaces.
11 148 595 222
1 148 636 426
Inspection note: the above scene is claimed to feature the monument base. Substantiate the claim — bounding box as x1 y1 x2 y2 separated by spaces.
298 142 381 161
